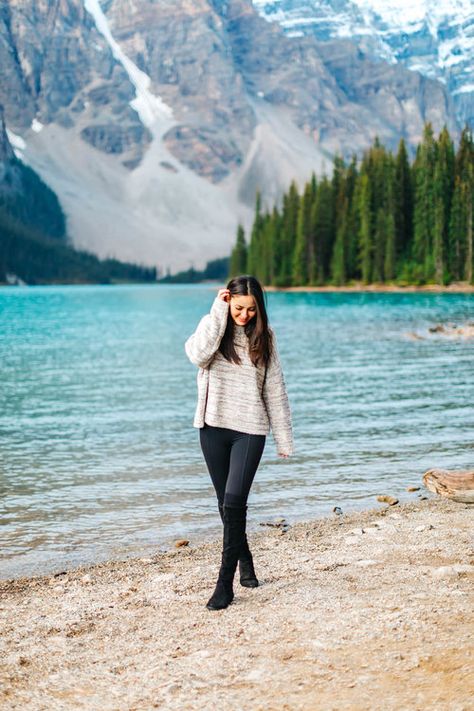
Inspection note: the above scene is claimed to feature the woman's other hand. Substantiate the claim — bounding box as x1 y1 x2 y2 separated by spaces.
217 288 230 303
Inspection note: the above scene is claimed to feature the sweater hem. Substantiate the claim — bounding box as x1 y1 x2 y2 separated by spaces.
194 417 270 436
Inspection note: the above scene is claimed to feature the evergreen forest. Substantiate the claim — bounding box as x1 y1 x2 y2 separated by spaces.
0 156 156 285
229 124 474 286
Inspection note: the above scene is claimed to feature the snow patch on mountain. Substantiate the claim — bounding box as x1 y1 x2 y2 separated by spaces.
253 0 474 124
6 128 26 158
354 0 472 35
84 0 173 134
31 119 44 133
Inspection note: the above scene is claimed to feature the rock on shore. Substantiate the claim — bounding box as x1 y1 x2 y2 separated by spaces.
0 499 473 710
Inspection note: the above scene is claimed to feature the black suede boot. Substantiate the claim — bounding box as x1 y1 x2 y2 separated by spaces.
206 506 246 611
239 538 259 588
218 504 258 588
218 504 259 588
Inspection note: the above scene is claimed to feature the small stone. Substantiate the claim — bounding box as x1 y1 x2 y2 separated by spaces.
355 559 378 567
348 528 365 536
344 537 360 545
260 519 287 528
140 558 154 564
81 574 92 584
333 507 343 516
175 539 189 548
377 495 399 506
407 486 420 492
431 565 473 579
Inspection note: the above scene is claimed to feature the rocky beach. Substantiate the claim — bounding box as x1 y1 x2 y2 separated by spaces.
1 498 472 710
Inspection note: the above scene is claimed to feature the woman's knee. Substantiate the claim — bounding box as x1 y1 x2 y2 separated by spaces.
223 491 248 508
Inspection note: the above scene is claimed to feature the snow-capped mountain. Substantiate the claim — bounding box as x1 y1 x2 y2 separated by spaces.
253 0 474 127
0 0 461 272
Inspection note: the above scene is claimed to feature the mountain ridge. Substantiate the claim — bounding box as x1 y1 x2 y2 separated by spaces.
253 0 474 127
0 0 461 271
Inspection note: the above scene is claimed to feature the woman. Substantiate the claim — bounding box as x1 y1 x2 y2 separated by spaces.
185 275 293 610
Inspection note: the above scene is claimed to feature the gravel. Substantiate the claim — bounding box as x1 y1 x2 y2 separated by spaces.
1 499 473 710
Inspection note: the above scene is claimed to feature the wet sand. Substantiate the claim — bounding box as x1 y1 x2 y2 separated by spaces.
1 498 473 710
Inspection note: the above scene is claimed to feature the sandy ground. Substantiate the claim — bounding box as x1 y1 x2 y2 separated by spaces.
1 498 473 711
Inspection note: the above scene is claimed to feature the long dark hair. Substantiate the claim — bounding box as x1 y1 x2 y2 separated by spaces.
219 275 273 368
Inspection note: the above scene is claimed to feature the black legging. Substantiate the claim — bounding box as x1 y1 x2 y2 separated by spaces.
199 424 266 508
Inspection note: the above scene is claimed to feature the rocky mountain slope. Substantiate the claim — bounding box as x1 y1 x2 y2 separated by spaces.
253 0 474 128
0 109 158 285
0 0 460 271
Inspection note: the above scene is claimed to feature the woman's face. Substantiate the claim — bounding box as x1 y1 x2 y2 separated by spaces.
229 294 257 326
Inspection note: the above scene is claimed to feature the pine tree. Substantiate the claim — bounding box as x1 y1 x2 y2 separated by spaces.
292 182 313 285
384 213 396 281
344 155 359 280
277 181 299 286
449 177 466 281
394 138 413 259
413 123 437 281
373 208 386 282
433 162 445 284
358 173 372 283
229 224 247 277
386 153 397 281
453 126 474 283
268 207 281 285
311 177 333 283
465 166 473 284
247 192 264 277
331 198 348 285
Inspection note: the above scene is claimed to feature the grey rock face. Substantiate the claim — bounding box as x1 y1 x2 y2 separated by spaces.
0 0 150 167
253 0 474 128
105 0 256 182
0 0 463 271
101 0 460 180
0 0 460 180
0 109 21 191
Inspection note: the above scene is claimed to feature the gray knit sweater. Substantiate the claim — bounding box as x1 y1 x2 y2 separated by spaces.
185 296 293 456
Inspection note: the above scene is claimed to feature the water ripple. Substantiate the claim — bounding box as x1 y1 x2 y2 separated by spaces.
1 285 473 578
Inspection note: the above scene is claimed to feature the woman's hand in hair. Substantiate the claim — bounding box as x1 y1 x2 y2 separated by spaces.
217 288 231 303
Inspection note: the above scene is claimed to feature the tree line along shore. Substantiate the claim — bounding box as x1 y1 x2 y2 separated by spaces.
0 161 157 286
229 123 474 288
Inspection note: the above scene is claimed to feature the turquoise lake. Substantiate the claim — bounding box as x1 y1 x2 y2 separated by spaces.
1 284 473 579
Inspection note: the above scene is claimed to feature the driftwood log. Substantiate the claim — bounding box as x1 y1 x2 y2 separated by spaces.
423 469 474 504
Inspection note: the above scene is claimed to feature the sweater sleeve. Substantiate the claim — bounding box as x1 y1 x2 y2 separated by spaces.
184 297 229 368
262 330 294 456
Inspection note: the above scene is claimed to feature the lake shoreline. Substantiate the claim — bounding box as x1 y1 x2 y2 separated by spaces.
264 282 474 293
1 498 472 709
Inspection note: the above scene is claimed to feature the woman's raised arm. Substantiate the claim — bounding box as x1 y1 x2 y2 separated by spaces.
184 292 229 368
